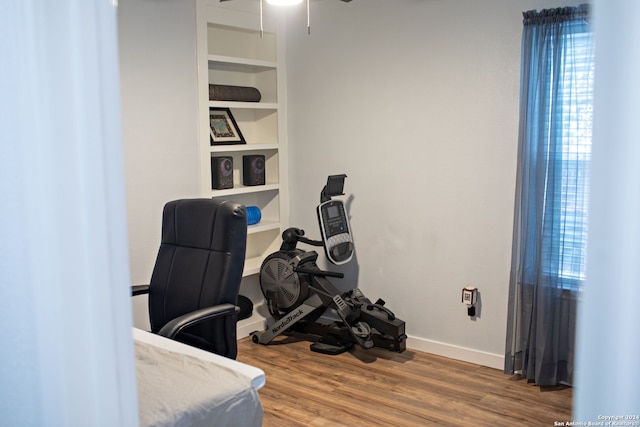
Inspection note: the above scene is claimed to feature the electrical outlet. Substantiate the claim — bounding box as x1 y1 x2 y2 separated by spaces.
461 287 477 306
462 287 478 317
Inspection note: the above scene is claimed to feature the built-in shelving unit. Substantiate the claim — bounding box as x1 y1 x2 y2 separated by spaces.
196 1 287 336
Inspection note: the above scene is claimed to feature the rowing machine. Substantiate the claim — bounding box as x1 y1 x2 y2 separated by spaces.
251 175 406 355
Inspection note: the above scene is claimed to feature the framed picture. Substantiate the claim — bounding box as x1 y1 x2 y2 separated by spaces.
209 107 245 145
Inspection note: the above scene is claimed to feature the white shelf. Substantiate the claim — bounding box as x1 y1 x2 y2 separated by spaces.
243 256 263 277
209 54 277 71
248 220 280 235
209 101 278 110
210 143 278 153
209 183 279 197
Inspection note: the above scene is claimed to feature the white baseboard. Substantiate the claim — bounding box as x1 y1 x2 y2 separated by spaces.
237 316 267 339
407 335 504 370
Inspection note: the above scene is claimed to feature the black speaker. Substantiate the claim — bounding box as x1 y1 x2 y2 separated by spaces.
211 156 234 189
243 155 265 186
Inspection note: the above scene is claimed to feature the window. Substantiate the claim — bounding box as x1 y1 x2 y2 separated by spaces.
545 30 594 284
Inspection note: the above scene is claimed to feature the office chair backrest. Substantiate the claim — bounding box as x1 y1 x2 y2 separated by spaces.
148 198 247 357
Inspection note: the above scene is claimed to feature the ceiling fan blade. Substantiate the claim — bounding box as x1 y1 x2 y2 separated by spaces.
218 0 353 2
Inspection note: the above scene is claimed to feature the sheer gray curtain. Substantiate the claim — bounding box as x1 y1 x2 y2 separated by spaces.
504 5 593 386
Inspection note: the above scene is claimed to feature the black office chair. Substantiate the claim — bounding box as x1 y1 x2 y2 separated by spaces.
132 198 247 359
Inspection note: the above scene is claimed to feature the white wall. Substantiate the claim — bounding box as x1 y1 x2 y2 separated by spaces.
283 0 583 367
118 0 200 329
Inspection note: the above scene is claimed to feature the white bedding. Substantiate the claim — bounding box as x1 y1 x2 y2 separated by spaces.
133 328 264 427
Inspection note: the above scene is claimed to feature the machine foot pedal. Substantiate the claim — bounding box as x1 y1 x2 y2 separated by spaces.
310 339 353 355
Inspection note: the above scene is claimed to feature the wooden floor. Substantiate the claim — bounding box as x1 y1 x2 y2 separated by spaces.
237 334 572 426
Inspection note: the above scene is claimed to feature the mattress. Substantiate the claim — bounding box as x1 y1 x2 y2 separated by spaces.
133 328 264 427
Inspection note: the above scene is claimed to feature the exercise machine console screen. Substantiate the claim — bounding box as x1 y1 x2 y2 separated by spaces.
317 175 354 265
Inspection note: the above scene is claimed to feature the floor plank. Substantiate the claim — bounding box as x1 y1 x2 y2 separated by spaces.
237 334 572 426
